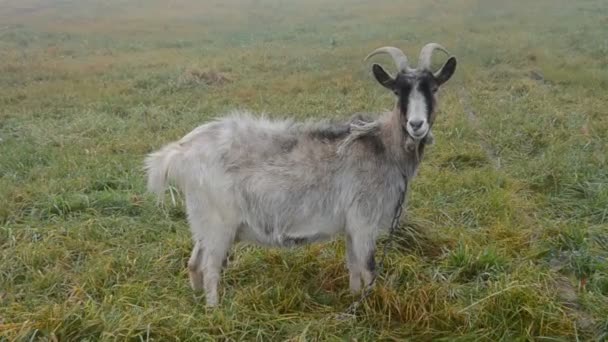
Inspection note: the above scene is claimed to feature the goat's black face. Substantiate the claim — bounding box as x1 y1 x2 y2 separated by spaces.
372 57 456 140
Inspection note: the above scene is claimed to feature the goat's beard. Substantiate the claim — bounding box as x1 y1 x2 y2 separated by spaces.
422 130 434 145
403 126 433 146
404 130 434 158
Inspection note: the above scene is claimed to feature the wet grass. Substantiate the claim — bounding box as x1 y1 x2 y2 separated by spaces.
1 0 607 340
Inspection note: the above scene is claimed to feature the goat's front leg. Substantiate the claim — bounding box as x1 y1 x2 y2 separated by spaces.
345 230 377 294
346 234 362 293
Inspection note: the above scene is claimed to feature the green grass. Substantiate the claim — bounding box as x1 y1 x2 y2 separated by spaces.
1 0 607 340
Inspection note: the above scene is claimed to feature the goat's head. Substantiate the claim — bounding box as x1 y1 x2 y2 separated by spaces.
365 43 457 141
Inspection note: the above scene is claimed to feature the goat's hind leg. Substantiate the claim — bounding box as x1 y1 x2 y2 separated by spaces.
187 218 236 306
188 210 238 306
187 240 204 291
200 221 236 307
185 192 236 306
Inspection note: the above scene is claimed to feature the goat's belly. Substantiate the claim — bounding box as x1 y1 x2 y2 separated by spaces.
236 217 344 248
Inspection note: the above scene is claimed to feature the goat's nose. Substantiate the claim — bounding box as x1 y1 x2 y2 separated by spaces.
409 120 424 131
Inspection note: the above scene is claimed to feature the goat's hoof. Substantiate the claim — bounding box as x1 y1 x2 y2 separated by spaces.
205 299 219 308
349 285 362 294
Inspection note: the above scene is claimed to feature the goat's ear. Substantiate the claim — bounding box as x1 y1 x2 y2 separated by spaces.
434 57 457 86
372 64 396 90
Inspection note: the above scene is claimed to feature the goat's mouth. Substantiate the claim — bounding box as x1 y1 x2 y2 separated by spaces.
406 127 429 141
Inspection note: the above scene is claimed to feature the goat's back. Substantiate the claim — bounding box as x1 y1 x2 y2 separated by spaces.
146 110 404 238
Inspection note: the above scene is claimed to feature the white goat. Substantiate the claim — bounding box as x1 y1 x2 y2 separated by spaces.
145 43 457 306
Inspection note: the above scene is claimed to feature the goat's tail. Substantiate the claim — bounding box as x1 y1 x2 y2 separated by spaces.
144 142 184 202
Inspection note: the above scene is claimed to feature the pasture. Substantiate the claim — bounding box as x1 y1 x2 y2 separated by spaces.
1 0 607 340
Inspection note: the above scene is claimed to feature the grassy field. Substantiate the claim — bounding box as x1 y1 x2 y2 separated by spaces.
1 0 607 340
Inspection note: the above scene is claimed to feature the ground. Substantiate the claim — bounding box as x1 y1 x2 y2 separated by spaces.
1 0 607 340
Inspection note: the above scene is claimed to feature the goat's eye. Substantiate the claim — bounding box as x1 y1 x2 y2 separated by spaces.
431 86 439 93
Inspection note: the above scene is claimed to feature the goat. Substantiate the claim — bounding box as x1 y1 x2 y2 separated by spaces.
145 43 457 307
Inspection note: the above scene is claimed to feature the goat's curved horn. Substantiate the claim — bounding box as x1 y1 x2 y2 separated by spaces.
417 43 450 71
365 46 411 72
